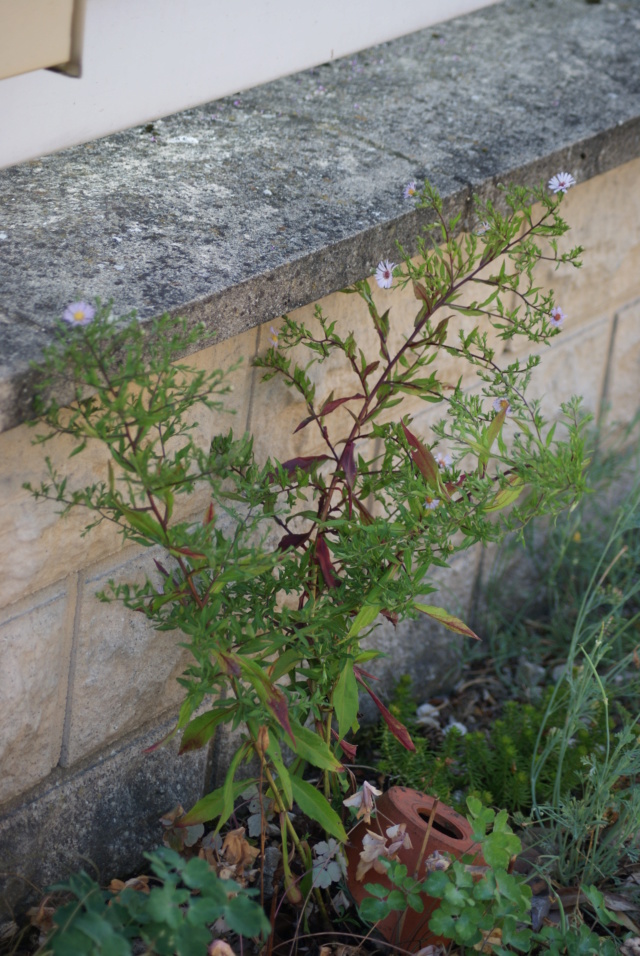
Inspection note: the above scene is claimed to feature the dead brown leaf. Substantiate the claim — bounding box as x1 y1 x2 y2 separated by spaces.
108 875 151 897
27 899 55 934
473 926 502 951
208 940 236 956
221 827 260 868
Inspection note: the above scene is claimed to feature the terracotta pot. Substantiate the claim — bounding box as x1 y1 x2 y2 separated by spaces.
345 787 481 952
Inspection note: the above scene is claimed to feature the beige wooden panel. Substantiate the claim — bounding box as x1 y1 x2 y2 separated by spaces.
0 0 73 80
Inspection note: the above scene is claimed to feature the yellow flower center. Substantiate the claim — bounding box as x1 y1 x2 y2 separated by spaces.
73 311 85 321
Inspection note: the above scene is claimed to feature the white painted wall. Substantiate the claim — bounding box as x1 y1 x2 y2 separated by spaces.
0 0 499 169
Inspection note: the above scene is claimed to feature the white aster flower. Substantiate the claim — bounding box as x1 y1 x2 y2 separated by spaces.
434 451 453 470
267 325 279 348
549 305 566 329
425 496 440 510
403 181 418 199
492 397 512 416
474 220 490 236
375 259 395 289
548 172 576 194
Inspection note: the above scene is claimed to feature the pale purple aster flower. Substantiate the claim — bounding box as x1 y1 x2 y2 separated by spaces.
425 495 440 510
268 326 279 348
548 172 576 194
492 397 512 416
435 451 453 470
403 181 418 199
375 260 395 289
62 301 95 326
474 220 490 236
549 305 566 329
343 780 382 824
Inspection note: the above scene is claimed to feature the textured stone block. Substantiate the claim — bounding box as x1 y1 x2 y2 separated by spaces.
0 717 208 918
61 548 192 767
359 546 481 719
526 314 613 423
0 423 126 610
602 298 640 425
527 160 639 350
0 583 74 806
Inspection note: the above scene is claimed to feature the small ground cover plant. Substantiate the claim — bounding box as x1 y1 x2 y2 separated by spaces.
369 456 640 953
25 176 596 952
33 848 269 956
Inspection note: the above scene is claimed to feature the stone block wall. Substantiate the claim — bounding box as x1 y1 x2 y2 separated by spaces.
1 158 640 913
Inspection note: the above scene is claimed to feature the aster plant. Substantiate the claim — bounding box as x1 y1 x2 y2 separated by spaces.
27 177 587 920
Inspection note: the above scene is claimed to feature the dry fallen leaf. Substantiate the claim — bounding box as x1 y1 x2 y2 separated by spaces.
221 827 260 868
473 926 502 952
208 940 236 956
27 899 55 935
317 945 362 956
109 875 150 894
0 921 18 943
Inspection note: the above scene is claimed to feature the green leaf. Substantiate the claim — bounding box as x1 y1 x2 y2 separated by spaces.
363 882 389 899
347 603 381 638
239 656 295 743
424 869 450 897
288 720 343 771
289 775 347 842
485 475 525 513
175 923 211 956
270 647 304 681
179 778 257 826
72 913 129 954
387 890 407 909
359 896 390 923
333 661 360 739
119 505 166 542
267 736 293 808
414 603 480 640
479 406 507 472
222 892 271 940
428 906 457 940
218 744 250 831
179 704 237 754
407 892 424 913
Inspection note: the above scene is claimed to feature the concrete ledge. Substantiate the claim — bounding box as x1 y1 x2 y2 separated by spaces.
1 0 639 431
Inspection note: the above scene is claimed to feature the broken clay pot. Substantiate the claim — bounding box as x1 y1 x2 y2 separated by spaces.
345 787 482 952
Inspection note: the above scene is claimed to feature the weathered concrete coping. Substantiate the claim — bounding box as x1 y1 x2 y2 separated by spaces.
1 0 639 433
